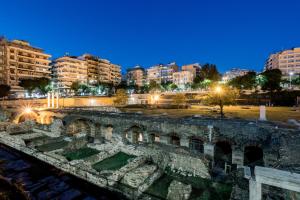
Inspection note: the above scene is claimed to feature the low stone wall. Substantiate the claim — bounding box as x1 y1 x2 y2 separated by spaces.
2 96 115 108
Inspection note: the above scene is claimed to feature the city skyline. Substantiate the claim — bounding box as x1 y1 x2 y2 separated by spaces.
1 0 300 74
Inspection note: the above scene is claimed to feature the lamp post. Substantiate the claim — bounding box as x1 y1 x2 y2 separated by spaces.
289 72 294 89
215 86 224 117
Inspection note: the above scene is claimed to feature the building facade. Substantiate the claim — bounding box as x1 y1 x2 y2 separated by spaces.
126 66 145 87
173 70 194 86
147 62 178 84
222 68 249 82
182 63 201 78
52 54 121 89
51 56 87 89
265 47 300 77
0 38 51 94
80 54 121 86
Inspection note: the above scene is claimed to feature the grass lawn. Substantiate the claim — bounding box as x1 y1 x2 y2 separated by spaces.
145 174 173 199
92 152 136 172
63 147 99 161
121 105 300 122
36 141 69 152
145 171 232 200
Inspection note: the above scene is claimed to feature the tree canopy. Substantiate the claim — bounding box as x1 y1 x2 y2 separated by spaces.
260 69 282 92
113 89 128 106
228 71 257 90
19 78 50 95
204 84 239 117
200 63 221 81
0 84 11 98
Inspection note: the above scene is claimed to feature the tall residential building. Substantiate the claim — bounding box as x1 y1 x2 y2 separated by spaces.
182 63 201 78
126 66 145 87
173 71 194 86
0 38 51 94
51 56 87 89
52 54 121 89
80 54 121 86
147 62 178 84
222 68 249 82
265 47 300 77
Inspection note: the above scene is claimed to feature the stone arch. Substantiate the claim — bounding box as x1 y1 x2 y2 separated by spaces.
169 133 180 146
148 132 161 143
189 136 204 153
103 124 113 141
214 140 232 169
65 118 95 138
124 125 145 144
244 145 264 168
14 110 39 124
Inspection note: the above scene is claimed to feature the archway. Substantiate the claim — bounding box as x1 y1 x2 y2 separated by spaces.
125 125 144 144
189 136 204 153
103 125 113 141
170 133 180 146
244 146 264 168
15 111 39 124
149 133 160 143
65 119 92 136
214 141 232 169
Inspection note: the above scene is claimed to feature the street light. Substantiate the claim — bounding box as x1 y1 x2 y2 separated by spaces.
215 86 223 94
152 94 160 105
214 85 224 117
289 72 294 89
24 107 32 114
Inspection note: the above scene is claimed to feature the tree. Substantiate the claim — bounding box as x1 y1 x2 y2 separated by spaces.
19 79 36 95
113 89 128 106
149 80 161 92
260 69 282 92
200 64 221 81
70 81 81 95
204 85 239 117
36 77 50 95
0 84 11 107
169 83 178 91
228 71 256 90
292 75 300 86
172 93 187 108
19 78 50 96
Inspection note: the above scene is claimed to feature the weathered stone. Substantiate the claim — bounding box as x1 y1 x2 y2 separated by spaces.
166 180 192 200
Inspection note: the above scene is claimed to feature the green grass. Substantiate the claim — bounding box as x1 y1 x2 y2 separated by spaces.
92 152 136 172
164 167 232 200
120 105 300 123
36 141 69 152
63 147 100 161
145 174 173 199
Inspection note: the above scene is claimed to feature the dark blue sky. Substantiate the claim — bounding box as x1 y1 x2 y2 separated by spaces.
1 0 300 73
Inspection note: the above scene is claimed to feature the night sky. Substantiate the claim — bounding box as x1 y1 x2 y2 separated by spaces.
1 0 300 73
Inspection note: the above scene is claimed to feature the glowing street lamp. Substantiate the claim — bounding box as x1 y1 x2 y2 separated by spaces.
215 86 223 94
214 85 224 117
24 107 32 114
152 94 160 105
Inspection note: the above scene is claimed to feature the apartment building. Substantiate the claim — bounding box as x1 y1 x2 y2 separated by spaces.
147 62 178 84
265 47 300 77
173 70 194 86
52 54 121 89
81 54 121 86
126 66 145 87
0 38 51 94
110 63 122 86
51 56 87 89
182 63 201 78
222 68 249 82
